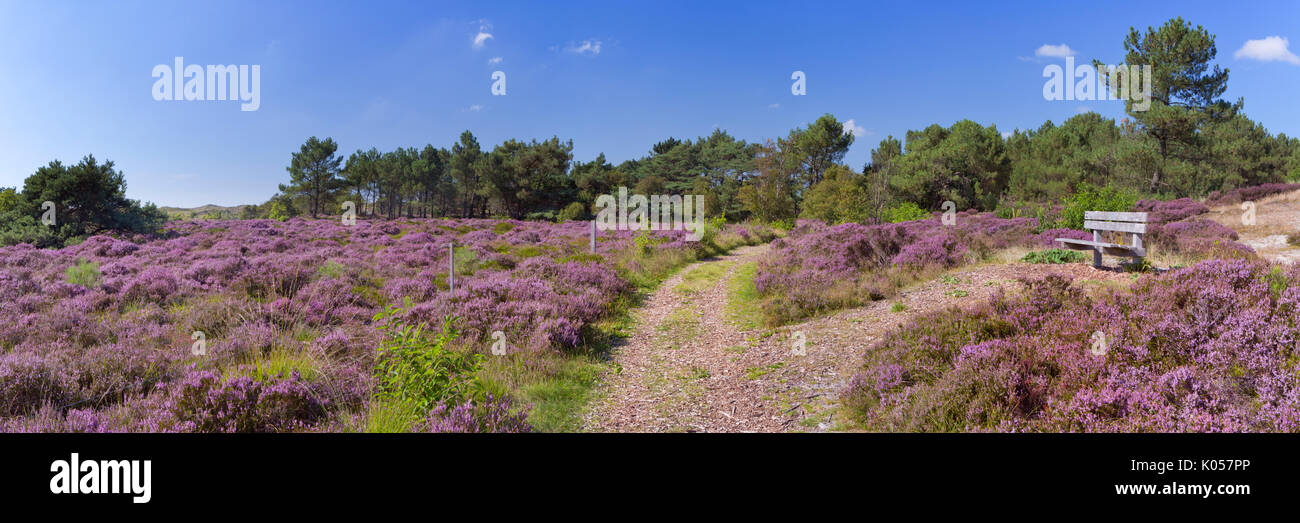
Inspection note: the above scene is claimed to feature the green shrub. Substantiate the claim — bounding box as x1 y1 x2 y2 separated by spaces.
1060 182 1137 230
995 198 1061 232
883 202 931 223
557 202 587 222
372 303 484 415
64 259 101 288
1021 249 1088 264
316 260 346 280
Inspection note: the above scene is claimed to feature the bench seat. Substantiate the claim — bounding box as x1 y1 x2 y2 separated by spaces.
1055 238 1146 257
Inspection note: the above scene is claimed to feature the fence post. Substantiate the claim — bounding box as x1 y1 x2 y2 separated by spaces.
590 220 596 254
449 241 455 293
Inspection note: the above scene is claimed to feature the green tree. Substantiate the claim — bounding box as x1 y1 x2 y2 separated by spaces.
738 140 798 225
283 136 343 217
9 155 166 246
889 120 1009 211
481 137 574 219
450 131 486 218
1104 17 1234 192
789 113 855 187
800 165 869 224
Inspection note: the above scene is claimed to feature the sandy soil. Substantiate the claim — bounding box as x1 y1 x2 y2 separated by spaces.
1204 189 1300 264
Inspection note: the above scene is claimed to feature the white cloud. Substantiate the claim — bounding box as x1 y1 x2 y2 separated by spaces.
1035 43 1076 58
488 57 503 65
566 39 603 55
472 21 494 49
1234 36 1300 65
843 118 869 137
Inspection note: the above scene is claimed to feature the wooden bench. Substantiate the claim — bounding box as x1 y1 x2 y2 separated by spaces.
1055 211 1148 268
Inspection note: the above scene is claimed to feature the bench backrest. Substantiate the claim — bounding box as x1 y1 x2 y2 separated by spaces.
1083 211 1148 234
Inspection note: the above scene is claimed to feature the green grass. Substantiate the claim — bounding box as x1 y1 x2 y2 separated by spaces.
890 302 908 313
658 307 702 341
1021 249 1088 264
364 398 422 433
519 356 605 432
681 366 710 381
65 259 101 288
316 260 346 279
675 261 733 295
744 362 785 380
225 346 322 383
726 262 764 330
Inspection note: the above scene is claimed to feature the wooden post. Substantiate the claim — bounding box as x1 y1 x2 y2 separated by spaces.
589 220 596 254
449 241 455 293
1092 230 1103 268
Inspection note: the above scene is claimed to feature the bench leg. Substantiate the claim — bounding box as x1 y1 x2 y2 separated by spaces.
1092 230 1103 268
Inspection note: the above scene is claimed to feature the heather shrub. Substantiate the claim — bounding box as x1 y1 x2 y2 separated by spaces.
1134 198 1208 224
755 214 1036 324
844 261 1300 432
151 367 329 432
422 393 532 433
1205 183 1300 206
0 353 74 416
0 215 772 432
1146 218 1254 260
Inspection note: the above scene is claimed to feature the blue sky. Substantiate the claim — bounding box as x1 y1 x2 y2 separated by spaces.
1 0 1298 207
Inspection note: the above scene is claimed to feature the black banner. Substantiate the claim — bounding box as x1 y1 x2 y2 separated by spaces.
0 434 1290 512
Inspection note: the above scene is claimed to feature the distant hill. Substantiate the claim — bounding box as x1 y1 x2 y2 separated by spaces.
159 204 252 220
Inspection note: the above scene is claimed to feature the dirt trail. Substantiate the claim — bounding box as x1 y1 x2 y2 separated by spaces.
584 246 1131 433
1205 188 1300 264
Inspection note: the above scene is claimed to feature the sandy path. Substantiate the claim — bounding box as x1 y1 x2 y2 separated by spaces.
583 246 1131 432
1204 189 1300 264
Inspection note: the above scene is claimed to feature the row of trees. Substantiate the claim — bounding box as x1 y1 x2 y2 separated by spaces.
262 20 1299 228
265 111 856 223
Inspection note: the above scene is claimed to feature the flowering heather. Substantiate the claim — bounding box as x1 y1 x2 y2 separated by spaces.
1134 198 1209 225
843 260 1300 432
1146 218 1255 259
423 393 532 433
755 212 1038 322
0 217 770 432
1205 183 1300 206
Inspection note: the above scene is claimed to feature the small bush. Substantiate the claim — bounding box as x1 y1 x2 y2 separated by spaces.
1021 249 1087 264
65 259 101 288
557 202 587 222
372 304 483 415
1060 182 1137 230
883 202 931 223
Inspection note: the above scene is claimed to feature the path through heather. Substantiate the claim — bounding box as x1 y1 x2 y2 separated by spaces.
1206 188 1300 264
583 245 1132 432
